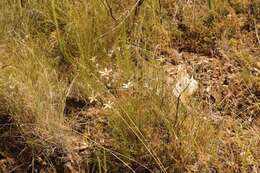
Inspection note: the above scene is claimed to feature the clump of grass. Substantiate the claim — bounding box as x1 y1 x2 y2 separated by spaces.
0 0 259 172
0 36 78 170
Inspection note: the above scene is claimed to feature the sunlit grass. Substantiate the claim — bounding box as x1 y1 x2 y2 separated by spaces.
0 0 259 172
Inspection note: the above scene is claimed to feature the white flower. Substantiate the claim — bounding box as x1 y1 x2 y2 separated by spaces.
122 81 133 89
9 85 16 90
89 92 97 103
90 56 96 63
227 14 232 19
157 56 165 63
108 49 114 57
99 68 112 79
144 82 152 90
104 101 113 109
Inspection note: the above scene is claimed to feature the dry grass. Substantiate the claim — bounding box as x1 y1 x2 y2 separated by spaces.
0 0 259 172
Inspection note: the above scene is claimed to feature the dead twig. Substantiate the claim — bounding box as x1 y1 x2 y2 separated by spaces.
97 0 143 39
254 19 260 45
103 0 117 21
7 163 24 173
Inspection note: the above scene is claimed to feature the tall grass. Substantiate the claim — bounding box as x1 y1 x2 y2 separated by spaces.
0 0 259 172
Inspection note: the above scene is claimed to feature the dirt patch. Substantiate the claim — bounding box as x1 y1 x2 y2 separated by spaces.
165 49 260 125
